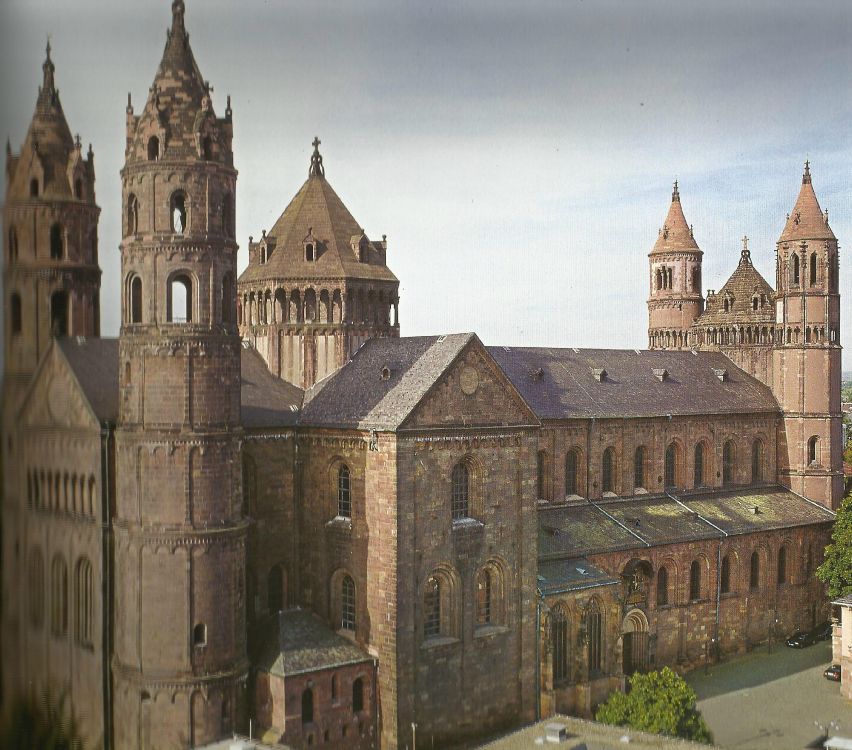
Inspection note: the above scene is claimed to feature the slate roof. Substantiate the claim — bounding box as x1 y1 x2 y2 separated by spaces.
255 609 373 678
238 162 397 286
697 245 775 327
538 486 833 561
832 594 852 607
301 334 476 430
650 183 701 255
58 338 120 423
537 558 619 595
778 164 835 243
241 347 303 428
488 346 779 420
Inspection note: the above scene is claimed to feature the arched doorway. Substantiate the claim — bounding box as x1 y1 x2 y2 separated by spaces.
622 608 650 676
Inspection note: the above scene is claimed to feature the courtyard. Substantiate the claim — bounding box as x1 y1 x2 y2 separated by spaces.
686 641 851 749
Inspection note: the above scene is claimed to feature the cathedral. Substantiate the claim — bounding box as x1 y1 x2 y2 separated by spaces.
0 3 843 750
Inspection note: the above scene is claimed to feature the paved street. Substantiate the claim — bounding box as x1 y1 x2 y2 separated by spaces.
686 642 851 749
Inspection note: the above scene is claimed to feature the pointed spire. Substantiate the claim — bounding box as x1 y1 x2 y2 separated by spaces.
38 35 58 108
740 235 751 265
171 0 186 36
672 179 680 202
651 180 699 254
803 159 811 184
779 162 835 242
309 137 325 178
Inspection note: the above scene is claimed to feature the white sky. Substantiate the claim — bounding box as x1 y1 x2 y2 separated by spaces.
2 0 851 366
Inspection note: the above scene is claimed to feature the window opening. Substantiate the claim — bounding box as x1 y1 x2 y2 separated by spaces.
634 446 645 488
301 689 314 725
656 567 668 606
476 568 492 625
664 443 677 488
11 294 22 335
777 546 786 585
424 575 441 638
168 274 192 323
750 551 760 590
587 604 602 673
720 555 731 594
689 560 701 600
694 443 705 487
171 192 187 234
451 462 469 520
565 449 578 496
722 440 735 485
147 136 159 161
341 575 356 631
30 178 39 197
338 465 351 518
602 447 614 493
130 277 143 323
552 607 569 683
50 224 64 260
352 678 364 713
193 623 207 646
50 291 68 337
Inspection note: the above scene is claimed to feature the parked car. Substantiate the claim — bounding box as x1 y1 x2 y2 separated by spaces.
824 664 841 682
785 621 832 648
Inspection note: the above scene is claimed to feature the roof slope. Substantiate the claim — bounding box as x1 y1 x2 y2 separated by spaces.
488 346 779 419
240 347 303 428
58 338 120 422
696 242 774 326
301 334 475 430
779 163 835 243
650 182 700 255
239 161 398 286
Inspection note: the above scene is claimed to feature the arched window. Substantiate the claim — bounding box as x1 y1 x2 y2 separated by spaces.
749 551 760 590
130 276 143 324
810 253 818 286
536 450 547 500
565 449 579 496
222 193 233 237
602 447 615 494
634 446 645 488
587 602 602 673
219 272 234 324
664 442 678 488
722 440 735 486
424 575 442 638
694 443 705 487
551 606 569 684
30 178 39 197
352 678 364 713
127 194 139 236
451 461 469 520
51 555 68 637
305 243 315 262
691 267 700 292
301 688 314 725
168 273 193 323
331 674 338 701
476 568 492 625
29 548 45 628
720 555 731 595
656 567 668 606
8 226 18 263
11 293 22 335
147 135 160 161
268 564 285 613
337 465 351 518
807 436 819 465
777 546 787 585
689 560 701 601
50 224 64 260
751 439 764 482
50 291 68 337
193 623 207 646
791 253 800 285
341 575 356 631
75 557 93 645
170 191 188 234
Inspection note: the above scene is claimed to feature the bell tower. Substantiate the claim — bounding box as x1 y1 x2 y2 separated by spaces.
647 181 704 350
112 2 247 747
772 162 843 508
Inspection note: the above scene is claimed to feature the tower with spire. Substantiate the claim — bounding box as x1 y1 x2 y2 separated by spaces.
772 162 843 508
237 137 400 389
647 181 704 350
112 2 246 746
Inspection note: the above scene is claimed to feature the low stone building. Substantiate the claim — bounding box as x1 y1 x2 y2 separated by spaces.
831 595 852 701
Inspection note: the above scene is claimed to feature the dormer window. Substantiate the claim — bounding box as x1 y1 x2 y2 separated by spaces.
306 243 315 262
381 367 391 381
30 179 39 197
591 368 607 382
304 228 318 262
713 368 728 382
652 368 668 382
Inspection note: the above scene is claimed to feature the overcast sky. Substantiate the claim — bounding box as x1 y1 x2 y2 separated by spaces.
2 0 850 364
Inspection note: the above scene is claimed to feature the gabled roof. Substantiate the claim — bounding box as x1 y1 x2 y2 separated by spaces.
487 347 779 420
57 338 120 422
238 148 398 286
241 347 303 428
650 181 701 255
301 334 477 430
537 558 619 595
778 162 835 243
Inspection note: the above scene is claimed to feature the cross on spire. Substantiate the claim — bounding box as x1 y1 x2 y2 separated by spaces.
803 159 811 184
740 235 751 264
672 179 680 202
309 136 325 178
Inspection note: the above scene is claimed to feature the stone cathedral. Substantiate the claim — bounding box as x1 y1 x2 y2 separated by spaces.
0 3 844 749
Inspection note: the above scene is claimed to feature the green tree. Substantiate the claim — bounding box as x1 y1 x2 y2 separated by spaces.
0 690 86 750
595 667 713 744
817 489 852 600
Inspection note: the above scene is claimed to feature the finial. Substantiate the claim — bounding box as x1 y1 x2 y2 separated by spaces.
87 143 94 158
672 179 679 202
226 94 232 118
171 0 186 34
75 133 82 149
689 224 694 238
309 136 325 178
803 159 811 184
741 235 750 263
41 34 56 94
46 35 52 61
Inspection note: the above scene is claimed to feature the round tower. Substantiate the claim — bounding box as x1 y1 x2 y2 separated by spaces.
647 181 704 350
772 162 843 508
112 2 247 746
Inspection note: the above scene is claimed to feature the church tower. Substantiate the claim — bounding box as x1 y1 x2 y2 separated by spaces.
112 2 247 746
647 181 704 350
1 39 101 709
772 162 843 509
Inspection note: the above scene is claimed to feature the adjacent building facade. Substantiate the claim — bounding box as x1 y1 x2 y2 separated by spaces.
1 3 845 749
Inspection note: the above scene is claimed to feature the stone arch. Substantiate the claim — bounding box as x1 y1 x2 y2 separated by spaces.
601 445 617 495
423 564 461 640
169 189 188 234
475 557 509 627
565 446 583 497
664 438 684 489
450 453 484 520
319 289 331 324
330 567 357 633
166 270 196 323
621 608 649 675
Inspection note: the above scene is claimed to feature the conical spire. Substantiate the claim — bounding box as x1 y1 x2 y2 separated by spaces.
651 180 700 254
309 136 325 178
779 161 835 242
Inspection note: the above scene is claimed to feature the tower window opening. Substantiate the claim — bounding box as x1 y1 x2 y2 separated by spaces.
147 136 160 161
30 178 39 197
50 224 64 260
809 253 818 286
193 622 207 646
221 272 234 324
752 297 758 311
791 253 800 286
202 136 213 161
807 436 819 465
11 294 22 335
50 291 69 337
171 192 188 234
127 194 139 236
341 575 356 631
168 274 193 323
352 678 364 713
222 193 233 238
337 465 351 518
424 575 441 638
691 267 700 292
130 277 143 324
8 227 18 263
75 178 83 200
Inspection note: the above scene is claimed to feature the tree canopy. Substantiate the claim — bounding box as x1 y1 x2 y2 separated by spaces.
0 690 85 750
817 488 852 600
595 667 712 744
